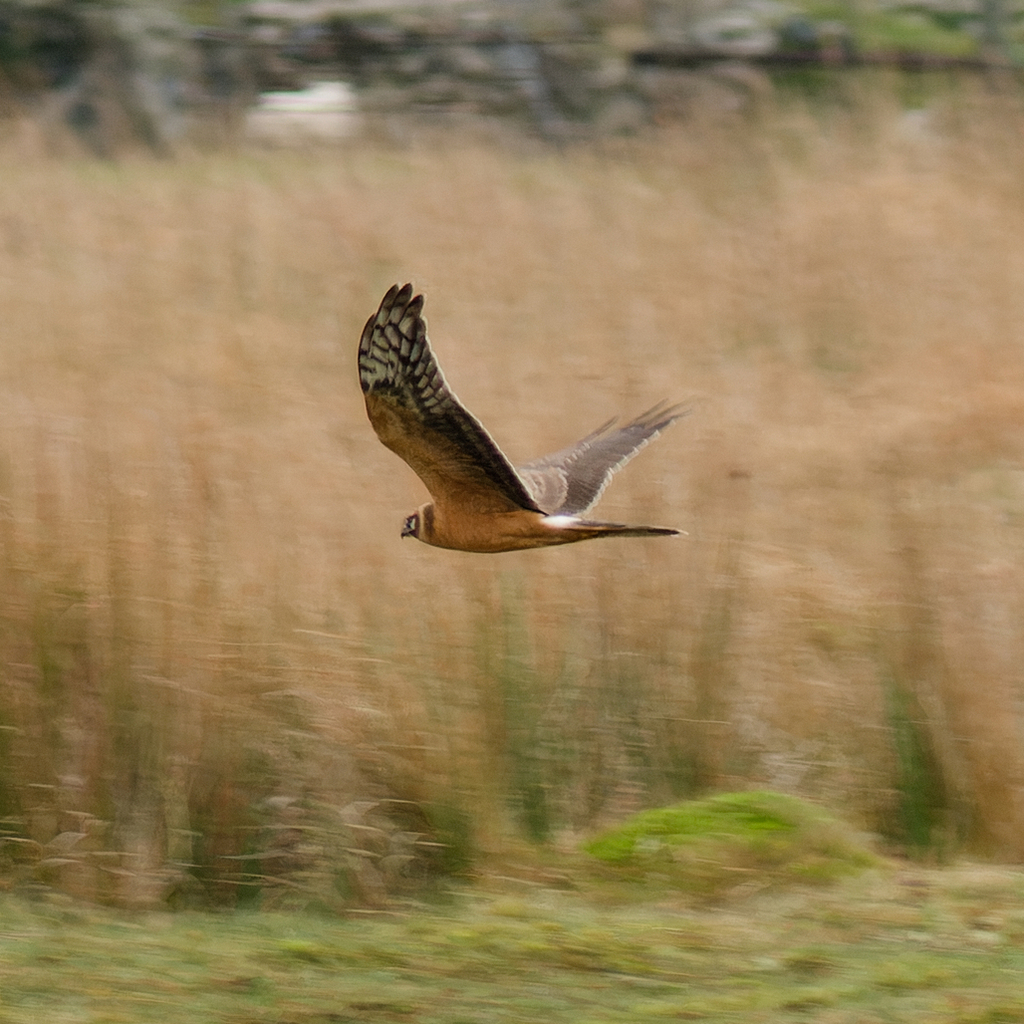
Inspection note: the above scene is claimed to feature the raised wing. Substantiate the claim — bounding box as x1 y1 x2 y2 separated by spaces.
359 284 543 515
518 401 689 515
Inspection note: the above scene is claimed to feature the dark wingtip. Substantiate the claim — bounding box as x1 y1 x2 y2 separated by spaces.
389 283 424 321
373 283 417 313
637 400 693 432
358 283 421 395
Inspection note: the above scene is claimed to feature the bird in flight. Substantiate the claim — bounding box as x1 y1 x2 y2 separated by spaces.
358 283 687 552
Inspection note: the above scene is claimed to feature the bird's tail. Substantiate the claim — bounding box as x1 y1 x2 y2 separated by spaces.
562 519 681 540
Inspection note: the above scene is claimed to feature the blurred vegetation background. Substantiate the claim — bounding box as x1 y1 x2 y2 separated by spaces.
6 0 1024 151
0 10 1024 908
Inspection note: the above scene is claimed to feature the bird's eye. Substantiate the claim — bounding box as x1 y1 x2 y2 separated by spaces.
401 513 419 538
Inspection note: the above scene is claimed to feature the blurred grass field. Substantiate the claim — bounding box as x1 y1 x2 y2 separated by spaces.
2 861 1024 1023
0 80 1023 906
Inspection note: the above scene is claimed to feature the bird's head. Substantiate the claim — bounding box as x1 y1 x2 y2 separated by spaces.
401 503 433 542
401 511 421 540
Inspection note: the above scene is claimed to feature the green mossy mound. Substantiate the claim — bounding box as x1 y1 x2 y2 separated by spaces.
583 790 878 899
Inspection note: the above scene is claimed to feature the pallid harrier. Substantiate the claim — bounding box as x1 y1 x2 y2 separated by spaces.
358 283 687 553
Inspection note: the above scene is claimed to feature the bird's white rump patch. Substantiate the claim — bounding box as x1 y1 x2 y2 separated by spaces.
542 515 580 529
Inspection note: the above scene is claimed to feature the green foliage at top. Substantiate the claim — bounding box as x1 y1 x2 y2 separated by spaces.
584 791 878 897
855 10 981 57
802 0 985 57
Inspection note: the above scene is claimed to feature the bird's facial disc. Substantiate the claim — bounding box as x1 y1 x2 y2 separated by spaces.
401 512 420 539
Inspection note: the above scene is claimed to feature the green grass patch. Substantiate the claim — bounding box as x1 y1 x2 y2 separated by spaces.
583 791 877 897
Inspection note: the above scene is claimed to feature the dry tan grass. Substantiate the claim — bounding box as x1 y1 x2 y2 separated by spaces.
1 85 1023 903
